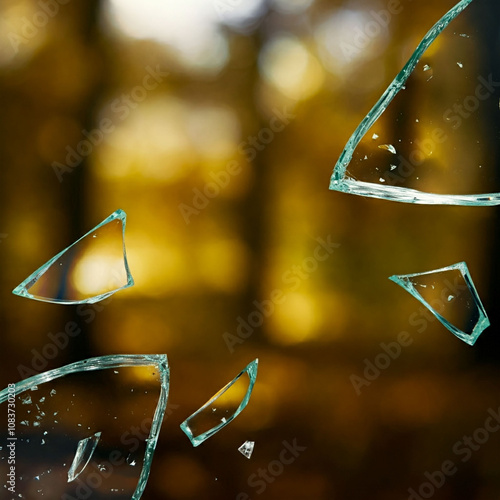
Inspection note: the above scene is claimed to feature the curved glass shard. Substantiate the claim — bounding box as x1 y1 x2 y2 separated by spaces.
0 354 169 500
12 209 134 304
329 0 500 205
180 359 258 447
238 440 255 459
389 262 489 345
67 431 101 482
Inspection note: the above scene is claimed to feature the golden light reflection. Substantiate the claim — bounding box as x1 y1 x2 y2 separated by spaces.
259 35 324 101
268 292 320 344
105 0 229 73
96 97 195 183
0 1 46 67
197 239 249 293
315 9 389 75
95 98 241 183
96 312 175 354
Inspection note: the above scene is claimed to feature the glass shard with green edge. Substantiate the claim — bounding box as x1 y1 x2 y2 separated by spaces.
12 209 134 304
389 262 489 345
330 0 500 205
0 354 169 500
238 440 255 459
67 431 101 482
180 359 258 447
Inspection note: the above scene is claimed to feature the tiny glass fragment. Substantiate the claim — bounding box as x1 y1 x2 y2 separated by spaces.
12 209 134 304
329 0 500 205
0 354 169 499
67 431 101 482
180 359 258 447
389 262 489 345
238 440 255 459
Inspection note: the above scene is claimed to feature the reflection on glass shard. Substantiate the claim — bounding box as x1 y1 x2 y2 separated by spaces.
180 359 258 447
12 209 134 304
67 431 101 482
238 440 255 459
389 262 489 345
0 354 169 500
329 0 500 205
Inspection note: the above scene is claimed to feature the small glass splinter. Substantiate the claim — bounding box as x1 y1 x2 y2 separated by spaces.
67 431 101 482
238 440 255 459
329 0 500 206
12 209 134 304
389 262 489 345
180 359 258 447
0 354 169 500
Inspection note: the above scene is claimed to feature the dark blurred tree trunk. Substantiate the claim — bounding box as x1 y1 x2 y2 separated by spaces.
473 0 500 362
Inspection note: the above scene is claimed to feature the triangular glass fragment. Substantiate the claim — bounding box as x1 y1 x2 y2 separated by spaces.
180 359 258 447
67 431 101 482
238 440 255 459
0 354 169 499
389 262 489 345
330 0 500 205
12 209 134 304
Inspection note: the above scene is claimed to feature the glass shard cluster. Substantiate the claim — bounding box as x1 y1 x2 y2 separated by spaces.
329 0 500 205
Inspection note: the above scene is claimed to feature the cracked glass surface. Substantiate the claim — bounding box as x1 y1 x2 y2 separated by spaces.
180 359 258 447
0 355 169 499
329 0 500 205
389 262 489 345
238 440 255 459
12 209 134 304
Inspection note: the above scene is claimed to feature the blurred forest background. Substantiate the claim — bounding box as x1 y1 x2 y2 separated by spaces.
1 0 500 498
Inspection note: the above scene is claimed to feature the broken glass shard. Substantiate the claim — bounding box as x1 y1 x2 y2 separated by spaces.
67 431 101 482
0 354 169 499
389 262 489 345
180 359 258 447
330 0 500 205
238 440 255 459
12 209 134 304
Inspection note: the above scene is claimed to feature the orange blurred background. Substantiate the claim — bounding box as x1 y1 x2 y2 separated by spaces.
1 0 500 498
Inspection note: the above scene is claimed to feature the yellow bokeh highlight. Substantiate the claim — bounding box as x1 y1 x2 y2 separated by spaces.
260 35 324 101
268 292 320 345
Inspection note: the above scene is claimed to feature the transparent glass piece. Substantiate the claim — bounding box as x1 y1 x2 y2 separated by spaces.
67 431 101 482
330 0 500 205
389 262 489 345
0 354 169 499
12 209 134 304
180 359 258 447
238 440 255 459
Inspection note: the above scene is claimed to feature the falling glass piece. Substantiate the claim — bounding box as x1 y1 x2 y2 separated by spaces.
180 359 258 447
238 440 255 459
330 0 500 205
0 354 169 499
67 431 101 482
389 262 489 345
12 209 134 304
